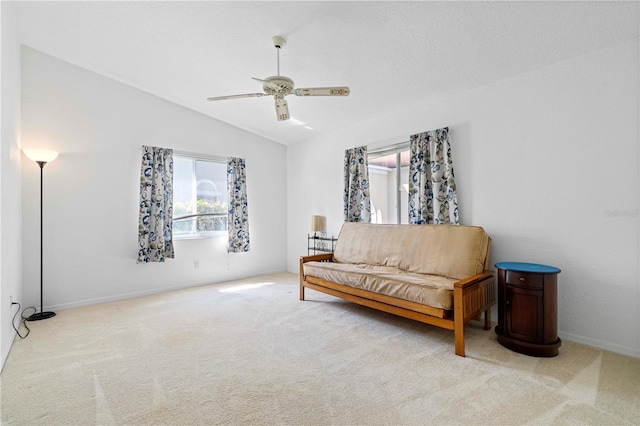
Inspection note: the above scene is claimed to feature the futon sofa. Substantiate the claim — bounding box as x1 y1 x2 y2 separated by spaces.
299 222 495 357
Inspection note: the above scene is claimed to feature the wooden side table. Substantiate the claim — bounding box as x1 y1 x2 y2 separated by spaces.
495 262 561 357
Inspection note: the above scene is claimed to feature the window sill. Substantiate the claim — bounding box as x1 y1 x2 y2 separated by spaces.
174 232 226 241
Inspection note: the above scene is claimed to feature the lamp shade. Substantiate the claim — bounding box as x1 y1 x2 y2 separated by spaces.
23 149 59 163
311 215 326 232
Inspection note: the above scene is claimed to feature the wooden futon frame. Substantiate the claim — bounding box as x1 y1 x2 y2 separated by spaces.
300 253 496 357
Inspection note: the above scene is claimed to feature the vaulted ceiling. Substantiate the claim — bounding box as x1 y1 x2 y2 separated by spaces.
10 1 639 145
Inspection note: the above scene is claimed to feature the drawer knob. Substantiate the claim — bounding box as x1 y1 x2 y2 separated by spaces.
520 277 526 281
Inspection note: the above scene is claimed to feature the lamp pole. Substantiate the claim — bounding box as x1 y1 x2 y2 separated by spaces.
26 159 56 321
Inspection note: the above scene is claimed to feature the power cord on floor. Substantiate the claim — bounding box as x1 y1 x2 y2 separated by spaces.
11 302 36 339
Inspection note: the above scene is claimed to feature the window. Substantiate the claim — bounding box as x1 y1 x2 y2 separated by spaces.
368 143 410 224
173 155 228 238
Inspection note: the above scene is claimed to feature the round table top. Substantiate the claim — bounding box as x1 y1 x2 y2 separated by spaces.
495 262 561 274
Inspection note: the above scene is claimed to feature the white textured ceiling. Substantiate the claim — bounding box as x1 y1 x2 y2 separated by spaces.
10 1 639 145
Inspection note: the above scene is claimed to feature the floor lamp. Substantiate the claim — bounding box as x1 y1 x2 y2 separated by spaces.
23 149 58 321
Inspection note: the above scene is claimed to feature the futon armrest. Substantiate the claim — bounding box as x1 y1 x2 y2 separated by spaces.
453 270 495 289
300 253 334 263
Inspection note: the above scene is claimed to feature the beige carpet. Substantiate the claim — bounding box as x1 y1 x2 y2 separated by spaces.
1 272 638 425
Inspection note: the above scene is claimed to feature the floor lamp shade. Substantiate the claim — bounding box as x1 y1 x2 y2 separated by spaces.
24 148 58 321
23 149 59 164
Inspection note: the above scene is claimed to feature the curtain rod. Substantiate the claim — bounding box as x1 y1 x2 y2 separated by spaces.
367 127 451 156
173 150 227 163
367 141 409 156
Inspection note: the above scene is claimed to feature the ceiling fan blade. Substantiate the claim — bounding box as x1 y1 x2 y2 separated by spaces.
207 93 266 101
294 87 350 97
274 95 290 121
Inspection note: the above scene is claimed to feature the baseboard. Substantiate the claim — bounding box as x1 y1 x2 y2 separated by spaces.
38 273 640 360
1 328 16 373
46 269 288 312
559 330 640 359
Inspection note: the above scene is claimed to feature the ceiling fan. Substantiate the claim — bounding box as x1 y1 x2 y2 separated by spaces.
207 36 350 121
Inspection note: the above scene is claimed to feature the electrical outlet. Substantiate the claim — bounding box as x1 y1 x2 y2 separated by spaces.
194 260 200 269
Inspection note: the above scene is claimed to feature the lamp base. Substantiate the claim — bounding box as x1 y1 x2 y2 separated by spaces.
26 311 56 321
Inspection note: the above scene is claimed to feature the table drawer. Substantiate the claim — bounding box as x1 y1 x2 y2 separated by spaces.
505 270 543 289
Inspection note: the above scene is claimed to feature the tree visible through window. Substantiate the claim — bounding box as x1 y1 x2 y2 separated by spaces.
173 156 228 238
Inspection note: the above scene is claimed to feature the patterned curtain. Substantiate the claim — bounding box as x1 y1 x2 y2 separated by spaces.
227 157 250 252
137 146 175 263
408 127 459 224
343 146 371 223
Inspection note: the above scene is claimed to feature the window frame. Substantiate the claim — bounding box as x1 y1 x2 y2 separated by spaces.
172 151 228 240
367 141 410 225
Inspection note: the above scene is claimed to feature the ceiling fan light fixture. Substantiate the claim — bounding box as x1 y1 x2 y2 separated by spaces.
274 94 290 121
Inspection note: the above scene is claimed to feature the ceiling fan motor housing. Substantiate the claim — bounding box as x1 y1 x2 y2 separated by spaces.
263 76 294 95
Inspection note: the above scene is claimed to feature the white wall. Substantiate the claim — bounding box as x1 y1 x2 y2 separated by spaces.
20 47 287 312
287 39 639 357
0 2 22 370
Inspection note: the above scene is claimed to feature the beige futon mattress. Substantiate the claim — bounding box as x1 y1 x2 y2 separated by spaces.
303 261 456 310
